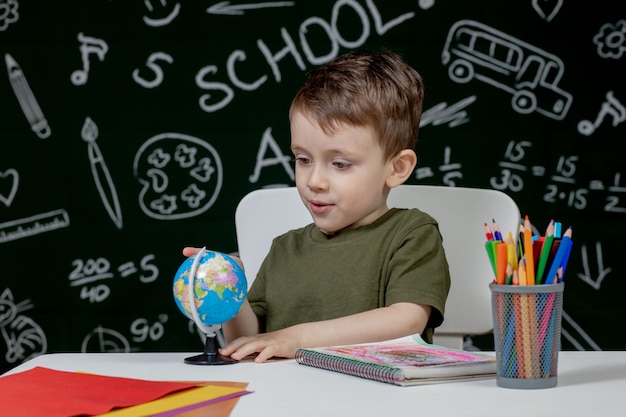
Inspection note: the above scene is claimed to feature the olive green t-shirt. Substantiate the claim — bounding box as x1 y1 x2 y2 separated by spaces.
247 208 451 343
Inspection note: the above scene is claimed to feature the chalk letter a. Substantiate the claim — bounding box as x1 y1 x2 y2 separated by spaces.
249 127 294 183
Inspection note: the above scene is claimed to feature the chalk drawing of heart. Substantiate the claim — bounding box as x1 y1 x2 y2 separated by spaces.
532 0 563 22
0 169 19 207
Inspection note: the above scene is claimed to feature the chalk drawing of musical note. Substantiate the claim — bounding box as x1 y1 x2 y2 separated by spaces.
4 53 51 139
71 32 109 86
81 117 123 229
578 91 626 136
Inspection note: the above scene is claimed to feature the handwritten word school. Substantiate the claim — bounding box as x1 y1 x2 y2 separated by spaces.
485 217 573 286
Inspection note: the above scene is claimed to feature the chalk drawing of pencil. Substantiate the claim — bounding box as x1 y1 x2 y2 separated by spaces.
5 53 51 139
81 117 123 229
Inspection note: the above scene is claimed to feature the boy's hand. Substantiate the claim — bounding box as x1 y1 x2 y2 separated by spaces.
181 247 244 269
219 327 304 363
182 247 202 257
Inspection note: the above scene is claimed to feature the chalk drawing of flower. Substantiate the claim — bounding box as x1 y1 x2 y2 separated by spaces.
593 20 626 59
0 0 19 31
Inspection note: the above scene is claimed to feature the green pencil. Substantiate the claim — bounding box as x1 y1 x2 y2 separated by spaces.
485 240 498 278
535 220 554 285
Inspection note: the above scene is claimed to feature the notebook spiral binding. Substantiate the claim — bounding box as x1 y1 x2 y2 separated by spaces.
295 350 405 385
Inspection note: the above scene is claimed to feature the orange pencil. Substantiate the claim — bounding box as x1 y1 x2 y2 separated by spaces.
496 242 507 285
523 216 535 286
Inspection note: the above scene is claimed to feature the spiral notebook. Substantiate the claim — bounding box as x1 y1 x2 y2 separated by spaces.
295 334 496 386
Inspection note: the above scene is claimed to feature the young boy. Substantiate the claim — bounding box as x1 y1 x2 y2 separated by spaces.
184 50 450 362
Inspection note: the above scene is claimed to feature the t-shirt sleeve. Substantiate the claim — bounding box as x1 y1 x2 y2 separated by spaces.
383 220 451 329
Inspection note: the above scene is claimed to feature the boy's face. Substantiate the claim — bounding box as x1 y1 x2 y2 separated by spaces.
290 110 393 235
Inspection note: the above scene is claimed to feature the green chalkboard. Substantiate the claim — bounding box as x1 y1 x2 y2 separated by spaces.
1 1 625 373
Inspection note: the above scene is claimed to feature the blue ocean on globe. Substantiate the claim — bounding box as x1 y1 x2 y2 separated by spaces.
173 250 247 327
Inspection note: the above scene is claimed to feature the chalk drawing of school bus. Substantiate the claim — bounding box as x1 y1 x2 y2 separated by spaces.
442 20 572 120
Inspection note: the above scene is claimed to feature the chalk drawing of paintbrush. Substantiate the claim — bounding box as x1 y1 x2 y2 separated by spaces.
81 116 123 229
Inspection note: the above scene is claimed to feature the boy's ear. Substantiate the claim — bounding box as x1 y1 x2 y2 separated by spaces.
386 149 417 188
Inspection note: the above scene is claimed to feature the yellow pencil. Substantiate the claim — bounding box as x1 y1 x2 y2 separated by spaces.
506 232 518 271
519 257 527 286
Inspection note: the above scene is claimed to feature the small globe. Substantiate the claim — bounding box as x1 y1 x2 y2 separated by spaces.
173 250 247 328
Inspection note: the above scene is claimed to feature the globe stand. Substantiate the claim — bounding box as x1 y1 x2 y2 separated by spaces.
184 331 237 365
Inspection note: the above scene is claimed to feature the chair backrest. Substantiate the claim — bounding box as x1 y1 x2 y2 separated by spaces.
234 185 520 349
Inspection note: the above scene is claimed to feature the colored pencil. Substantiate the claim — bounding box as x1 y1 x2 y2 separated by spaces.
558 238 574 280
544 227 573 285
519 257 527 287
485 240 498 277
496 242 507 285
484 222 494 241
506 232 518 271
513 293 525 378
492 218 503 241
523 216 535 286
535 220 554 284
505 262 513 285
517 259 530 376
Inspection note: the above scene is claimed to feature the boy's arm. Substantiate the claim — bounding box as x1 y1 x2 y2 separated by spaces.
221 299 260 341
219 301 431 362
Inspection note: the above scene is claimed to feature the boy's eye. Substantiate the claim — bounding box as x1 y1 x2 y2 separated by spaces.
294 156 312 165
333 161 351 169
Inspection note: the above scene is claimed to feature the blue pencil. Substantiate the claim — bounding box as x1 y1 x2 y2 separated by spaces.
544 227 572 285
558 238 574 280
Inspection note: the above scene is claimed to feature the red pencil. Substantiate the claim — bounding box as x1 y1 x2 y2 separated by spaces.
484 222 494 241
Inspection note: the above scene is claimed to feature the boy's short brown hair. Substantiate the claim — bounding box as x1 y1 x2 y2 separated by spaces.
289 49 424 161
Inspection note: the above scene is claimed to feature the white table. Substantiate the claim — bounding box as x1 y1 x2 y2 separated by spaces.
4 351 626 416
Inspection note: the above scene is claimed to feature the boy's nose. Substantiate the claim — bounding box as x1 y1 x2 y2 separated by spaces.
307 164 328 191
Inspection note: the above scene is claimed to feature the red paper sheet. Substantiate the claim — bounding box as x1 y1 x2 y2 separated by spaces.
0 366 198 417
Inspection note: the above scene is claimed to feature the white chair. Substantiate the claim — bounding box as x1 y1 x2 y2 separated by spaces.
234 185 520 349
